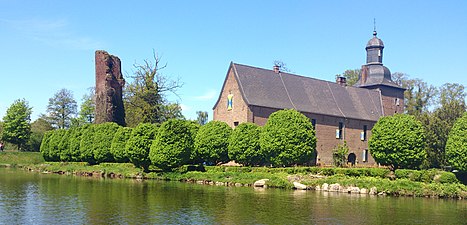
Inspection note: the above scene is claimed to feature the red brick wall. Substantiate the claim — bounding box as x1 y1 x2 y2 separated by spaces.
213 68 251 127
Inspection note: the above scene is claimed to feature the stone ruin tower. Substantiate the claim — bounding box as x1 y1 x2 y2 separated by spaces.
95 50 126 126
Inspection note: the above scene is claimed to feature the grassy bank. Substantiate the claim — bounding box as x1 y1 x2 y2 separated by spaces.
0 152 45 166
2 152 466 199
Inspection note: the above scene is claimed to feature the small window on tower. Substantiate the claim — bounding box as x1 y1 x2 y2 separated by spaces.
234 121 239 127
311 119 316 129
395 98 400 106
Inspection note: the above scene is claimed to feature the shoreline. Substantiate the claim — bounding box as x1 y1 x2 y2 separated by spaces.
2 161 466 200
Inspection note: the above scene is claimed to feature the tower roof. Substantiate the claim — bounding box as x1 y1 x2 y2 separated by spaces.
366 31 384 48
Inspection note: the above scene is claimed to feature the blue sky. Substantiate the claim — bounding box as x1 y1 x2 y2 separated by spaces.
1 1 466 121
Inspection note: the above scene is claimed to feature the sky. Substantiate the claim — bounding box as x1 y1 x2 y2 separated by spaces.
0 0 466 121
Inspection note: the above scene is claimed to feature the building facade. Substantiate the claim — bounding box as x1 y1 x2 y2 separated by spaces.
213 32 405 166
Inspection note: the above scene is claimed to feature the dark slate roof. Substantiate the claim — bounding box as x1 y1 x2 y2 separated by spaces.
354 64 402 89
224 63 384 122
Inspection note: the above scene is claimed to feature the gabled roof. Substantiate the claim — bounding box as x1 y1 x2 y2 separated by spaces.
214 62 384 122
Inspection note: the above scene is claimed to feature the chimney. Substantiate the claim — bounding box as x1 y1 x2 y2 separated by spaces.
336 76 347 87
361 65 368 85
273 64 280 74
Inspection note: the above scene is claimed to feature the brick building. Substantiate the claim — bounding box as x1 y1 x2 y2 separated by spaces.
213 31 405 166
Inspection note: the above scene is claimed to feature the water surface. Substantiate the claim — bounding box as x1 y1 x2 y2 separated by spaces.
0 169 465 224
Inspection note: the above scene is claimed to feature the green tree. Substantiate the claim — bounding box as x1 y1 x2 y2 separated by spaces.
48 129 67 162
26 118 53 152
336 69 361 86
445 112 467 171
369 114 426 170
124 52 182 126
2 99 32 150
68 125 86 162
397 76 437 116
126 123 158 170
110 127 133 163
194 121 232 165
46 88 78 129
196 111 208 125
150 119 193 170
259 109 316 167
79 124 96 164
228 122 263 166
40 130 54 161
73 88 95 126
332 142 349 167
93 122 120 163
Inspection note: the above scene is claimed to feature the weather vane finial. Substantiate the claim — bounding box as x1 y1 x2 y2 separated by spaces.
373 18 377 36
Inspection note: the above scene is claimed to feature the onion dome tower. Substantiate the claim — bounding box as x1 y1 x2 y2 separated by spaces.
355 29 405 115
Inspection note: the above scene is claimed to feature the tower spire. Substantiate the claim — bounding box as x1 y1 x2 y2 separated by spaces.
373 18 377 36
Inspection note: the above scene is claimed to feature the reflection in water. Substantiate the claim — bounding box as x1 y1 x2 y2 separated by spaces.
0 169 466 224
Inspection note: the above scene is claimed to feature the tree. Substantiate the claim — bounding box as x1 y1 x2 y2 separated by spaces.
2 99 32 150
394 74 436 116
47 129 67 161
124 52 182 126
79 124 96 164
126 123 158 170
369 114 426 170
75 88 95 126
272 60 291 72
150 119 194 170
259 109 316 167
445 112 467 171
196 111 208 125
46 88 78 129
336 69 361 86
27 118 53 152
228 122 263 166
332 142 349 167
40 130 54 161
110 127 133 163
422 83 466 168
93 122 120 163
194 121 232 165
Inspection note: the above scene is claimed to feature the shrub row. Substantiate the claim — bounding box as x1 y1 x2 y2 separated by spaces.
40 109 318 170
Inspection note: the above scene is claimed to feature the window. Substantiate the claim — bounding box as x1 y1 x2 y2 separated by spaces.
361 125 367 141
234 121 239 127
336 122 343 139
395 98 400 106
362 149 369 162
311 119 316 129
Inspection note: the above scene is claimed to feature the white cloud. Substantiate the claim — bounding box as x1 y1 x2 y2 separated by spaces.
193 89 217 101
1 18 103 50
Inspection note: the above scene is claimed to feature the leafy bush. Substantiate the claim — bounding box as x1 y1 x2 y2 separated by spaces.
369 114 426 170
47 129 67 162
58 128 73 162
186 121 201 164
68 125 88 162
126 123 158 171
150 119 194 170
435 172 459 184
79 124 96 164
40 130 54 161
332 142 349 167
445 112 467 171
259 109 316 167
93 122 120 163
110 127 133 163
194 121 232 165
228 122 263 166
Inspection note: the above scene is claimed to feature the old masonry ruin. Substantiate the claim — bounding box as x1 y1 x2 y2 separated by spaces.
94 50 126 126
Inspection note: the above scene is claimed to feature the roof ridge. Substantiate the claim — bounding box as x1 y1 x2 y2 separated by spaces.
232 62 374 92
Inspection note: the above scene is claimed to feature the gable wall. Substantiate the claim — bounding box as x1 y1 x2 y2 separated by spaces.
213 68 252 127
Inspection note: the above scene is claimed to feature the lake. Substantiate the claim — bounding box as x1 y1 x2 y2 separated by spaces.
0 168 466 224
